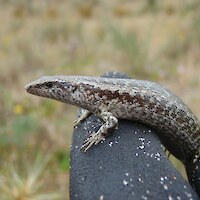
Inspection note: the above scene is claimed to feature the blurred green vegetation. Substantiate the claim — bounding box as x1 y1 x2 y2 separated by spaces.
0 0 200 199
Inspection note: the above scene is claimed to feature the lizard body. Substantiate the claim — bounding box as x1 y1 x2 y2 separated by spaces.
25 75 200 164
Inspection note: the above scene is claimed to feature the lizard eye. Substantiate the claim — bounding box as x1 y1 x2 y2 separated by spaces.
45 82 53 88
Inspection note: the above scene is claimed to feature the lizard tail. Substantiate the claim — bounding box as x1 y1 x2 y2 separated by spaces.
185 149 200 196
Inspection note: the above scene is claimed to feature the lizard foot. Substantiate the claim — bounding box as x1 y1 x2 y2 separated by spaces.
81 132 105 152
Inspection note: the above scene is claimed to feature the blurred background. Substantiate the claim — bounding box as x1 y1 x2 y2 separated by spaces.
0 0 200 199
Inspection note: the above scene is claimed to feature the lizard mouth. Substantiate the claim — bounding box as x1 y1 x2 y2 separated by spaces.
24 81 41 95
25 78 43 93
25 84 36 95
24 83 30 91
25 82 36 94
25 79 37 90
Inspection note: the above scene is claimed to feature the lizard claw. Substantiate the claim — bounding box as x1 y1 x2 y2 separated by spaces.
81 132 105 152
73 118 81 127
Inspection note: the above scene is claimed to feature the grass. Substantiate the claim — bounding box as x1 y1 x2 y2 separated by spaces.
0 0 200 199
109 24 148 75
0 154 62 200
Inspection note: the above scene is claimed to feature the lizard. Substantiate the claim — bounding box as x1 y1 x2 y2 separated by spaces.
25 75 200 165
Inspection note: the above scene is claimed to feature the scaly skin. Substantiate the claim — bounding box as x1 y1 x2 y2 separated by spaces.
25 76 200 164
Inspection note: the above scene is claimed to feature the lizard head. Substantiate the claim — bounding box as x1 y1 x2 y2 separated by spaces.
25 76 84 106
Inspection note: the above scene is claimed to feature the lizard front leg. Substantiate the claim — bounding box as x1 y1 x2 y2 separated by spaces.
73 109 91 127
81 111 118 152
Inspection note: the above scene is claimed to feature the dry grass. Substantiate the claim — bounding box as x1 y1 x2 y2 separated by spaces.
0 154 63 200
0 0 200 199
